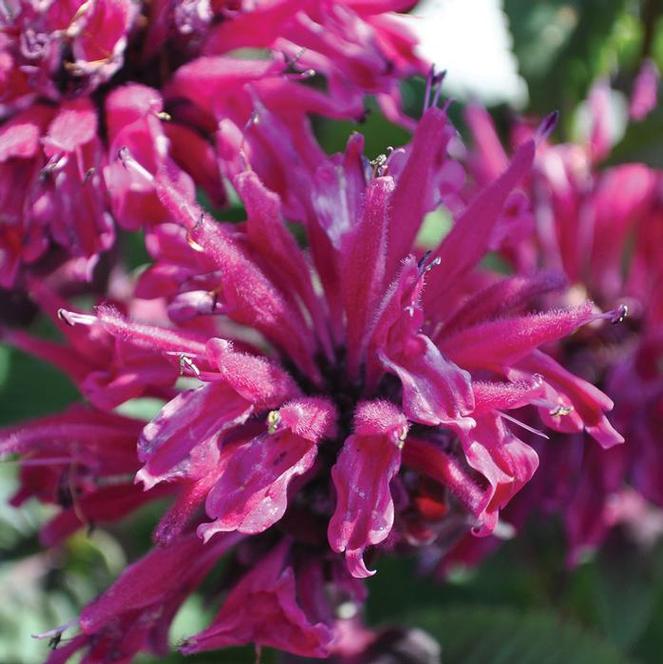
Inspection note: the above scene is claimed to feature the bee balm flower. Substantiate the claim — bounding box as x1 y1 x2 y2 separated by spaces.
0 95 627 661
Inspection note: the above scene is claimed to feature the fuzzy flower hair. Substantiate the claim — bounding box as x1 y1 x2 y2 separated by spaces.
453 64 662 565
0 0 423 289
1 75 626 658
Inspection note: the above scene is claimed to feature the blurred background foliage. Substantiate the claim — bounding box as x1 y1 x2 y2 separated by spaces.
2 1 663 662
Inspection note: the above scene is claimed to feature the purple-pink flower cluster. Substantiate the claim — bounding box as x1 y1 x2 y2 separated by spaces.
445 65 663 568
1 0 423 287
0 2 659 662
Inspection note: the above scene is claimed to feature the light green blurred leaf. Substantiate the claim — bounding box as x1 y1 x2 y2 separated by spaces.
115 397 165 422
0 345 79 426
416 208 452 250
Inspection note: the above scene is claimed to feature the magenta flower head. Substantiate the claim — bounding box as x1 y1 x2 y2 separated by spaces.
1 79 628 660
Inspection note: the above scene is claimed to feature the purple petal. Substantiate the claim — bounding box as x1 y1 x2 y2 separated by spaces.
380 334 474 429
342 176 393 376
460 415 539 535
81 532 238 633
425 137 535 304
137 382 252 488
199 433 317 539
440 302 600 371
385 107 453 276
440 271 567 337
199 397 336 538
630 59 659 121
155 173 322 381
328 401 407 577
182 540 332 658
517 350 624 449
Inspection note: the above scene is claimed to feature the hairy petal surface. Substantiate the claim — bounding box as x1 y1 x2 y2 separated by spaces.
182 540 332 657
460 415 539 535
329 400 408 577
199 398 336 539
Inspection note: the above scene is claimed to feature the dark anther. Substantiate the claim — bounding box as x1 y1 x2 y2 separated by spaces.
424 66 447 111
418 250 432 269
612 303 629 324
370 153 388 177
282 48 306 73
117 146 130 167
48 631 64 650
57 308 74 326
536 111 559 142
56 474 74 509
39 155 64 180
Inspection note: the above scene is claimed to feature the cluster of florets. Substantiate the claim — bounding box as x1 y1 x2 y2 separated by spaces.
448 63 663 568
1 0 423 288
0 2 658 662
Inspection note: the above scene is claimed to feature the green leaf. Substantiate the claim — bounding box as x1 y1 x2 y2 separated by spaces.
505 0 636 127
314 97 410 157
409 605 631 664
0 344 10 388
593 541 663 650
607 105 663 168
0 345 79 426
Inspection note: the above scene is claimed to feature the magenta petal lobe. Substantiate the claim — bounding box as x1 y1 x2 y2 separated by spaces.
328 401 407 577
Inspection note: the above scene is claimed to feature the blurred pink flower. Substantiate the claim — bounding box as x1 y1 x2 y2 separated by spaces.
1 0 422 288
0 99 111 287
458 71 663 564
